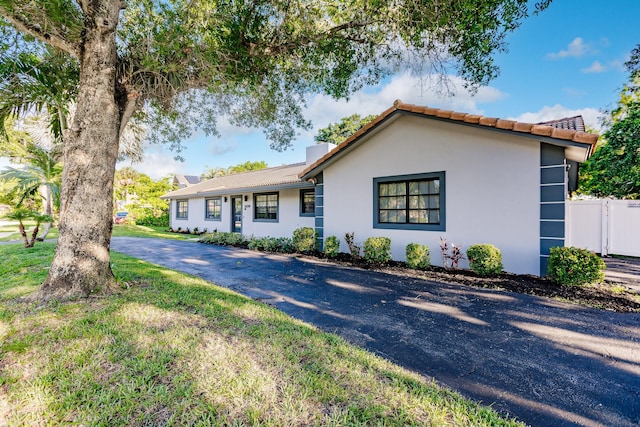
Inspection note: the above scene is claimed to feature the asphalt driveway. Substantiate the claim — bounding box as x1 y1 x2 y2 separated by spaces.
111 237 640 427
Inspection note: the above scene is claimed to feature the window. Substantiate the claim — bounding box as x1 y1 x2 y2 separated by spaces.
254 192 278 221
374 172 445 231
300 189 315 216
205 197 222 220
176 199 188 219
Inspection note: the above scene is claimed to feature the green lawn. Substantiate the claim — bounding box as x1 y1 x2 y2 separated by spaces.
0 223 191 242
0 243 521 426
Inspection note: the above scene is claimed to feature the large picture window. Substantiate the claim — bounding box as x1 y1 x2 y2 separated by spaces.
176 200 188 219
205 197 222 220
373 172 445 231
300 189 315 216
254 192 278 221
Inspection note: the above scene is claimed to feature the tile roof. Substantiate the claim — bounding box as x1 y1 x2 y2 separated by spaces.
537 115 586 132
300 100 599 179
161 163 310 199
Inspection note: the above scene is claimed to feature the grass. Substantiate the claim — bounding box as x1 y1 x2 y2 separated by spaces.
0 223 191 242
0 243 522 426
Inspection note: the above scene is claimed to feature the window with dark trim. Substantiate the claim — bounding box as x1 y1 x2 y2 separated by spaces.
176 199 188 219
205 197 222 220
254 192 278 221
300 189 315 216
373 172 445 231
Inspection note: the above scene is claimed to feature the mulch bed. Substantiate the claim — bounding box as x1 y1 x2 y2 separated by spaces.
317 254 640 313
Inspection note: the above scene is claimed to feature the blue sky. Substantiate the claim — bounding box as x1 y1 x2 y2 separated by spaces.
3 1 640 179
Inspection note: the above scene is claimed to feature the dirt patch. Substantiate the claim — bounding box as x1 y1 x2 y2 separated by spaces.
308 254 640 313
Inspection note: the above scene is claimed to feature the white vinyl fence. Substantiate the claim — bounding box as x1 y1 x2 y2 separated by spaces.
567 199 640 257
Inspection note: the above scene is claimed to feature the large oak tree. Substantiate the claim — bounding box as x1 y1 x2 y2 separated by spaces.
0 0 549 300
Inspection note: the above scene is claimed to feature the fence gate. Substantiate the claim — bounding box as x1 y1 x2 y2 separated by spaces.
567 199 640 257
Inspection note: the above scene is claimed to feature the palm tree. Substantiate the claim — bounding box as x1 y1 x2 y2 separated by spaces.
3 208 52 248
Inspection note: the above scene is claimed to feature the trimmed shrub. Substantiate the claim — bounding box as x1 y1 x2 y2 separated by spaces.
363 237 392 264
323 236 340 258
547 246 605 286
198 232 248 247
406 243 430 269
466 244 504 276
292 227 317 253
344 232 361 259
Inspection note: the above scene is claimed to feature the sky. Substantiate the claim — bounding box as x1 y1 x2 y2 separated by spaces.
3 1 640 180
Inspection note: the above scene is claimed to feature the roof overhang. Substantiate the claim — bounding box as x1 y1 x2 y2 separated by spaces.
161 181 313 199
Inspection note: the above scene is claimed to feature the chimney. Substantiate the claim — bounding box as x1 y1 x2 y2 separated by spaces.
306 142 337 165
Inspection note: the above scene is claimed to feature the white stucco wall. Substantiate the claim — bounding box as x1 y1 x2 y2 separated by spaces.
321 115 541 275
170 188 315 237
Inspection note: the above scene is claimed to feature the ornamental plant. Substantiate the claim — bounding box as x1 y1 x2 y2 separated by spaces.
323 236 340 258
466 244 504 276
344 232 362 259
292 227 317 253
547 246 606 287
406 243 431 269
363 237 392 264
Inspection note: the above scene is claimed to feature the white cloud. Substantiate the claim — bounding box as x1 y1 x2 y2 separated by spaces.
508 104 605 131
208 138 237 156
118 150 185 180
546 37 590 59
582 61 606 74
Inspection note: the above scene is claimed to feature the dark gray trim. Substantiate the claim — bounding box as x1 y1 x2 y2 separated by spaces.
540 203 565 220
373 171 446 232
253 192 279 223
541 166 565 184
540 238 565 256
541 185 565 203
539 143 567 276
175 199 188 220
204 196 222 221
299 188 315 217
540 221 565 238
314 173 324 250
189 182 313 199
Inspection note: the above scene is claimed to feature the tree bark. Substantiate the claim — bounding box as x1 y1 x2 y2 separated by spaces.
39 184 52 240
38 0 123 300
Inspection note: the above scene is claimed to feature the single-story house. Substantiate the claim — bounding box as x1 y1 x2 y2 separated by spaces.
162 100 598 276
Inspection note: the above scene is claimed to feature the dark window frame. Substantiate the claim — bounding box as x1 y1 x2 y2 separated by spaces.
299 188 315 217
205 197 222 221
253 192 279 222
373 171 445 231
176 199 188 220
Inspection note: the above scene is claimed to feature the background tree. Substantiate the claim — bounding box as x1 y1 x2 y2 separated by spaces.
0 0 550 300
314 114 377 145
201 160 269 179
579 44 640 199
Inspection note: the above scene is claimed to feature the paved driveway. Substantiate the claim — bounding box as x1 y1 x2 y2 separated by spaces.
111 237 640 427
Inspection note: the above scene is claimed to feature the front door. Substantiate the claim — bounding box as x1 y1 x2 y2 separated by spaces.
231 196 243 233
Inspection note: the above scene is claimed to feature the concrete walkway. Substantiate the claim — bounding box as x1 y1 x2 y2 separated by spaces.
110 237 640 427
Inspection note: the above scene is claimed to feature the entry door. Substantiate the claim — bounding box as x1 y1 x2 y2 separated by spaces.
231 196 243 233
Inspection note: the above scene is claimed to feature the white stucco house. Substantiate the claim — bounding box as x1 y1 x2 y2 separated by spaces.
162 100 598 276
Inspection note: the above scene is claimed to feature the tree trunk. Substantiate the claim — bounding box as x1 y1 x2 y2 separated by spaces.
38 184 52 241
38 0 123 300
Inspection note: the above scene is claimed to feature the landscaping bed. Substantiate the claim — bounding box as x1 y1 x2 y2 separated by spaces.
312 254 640 313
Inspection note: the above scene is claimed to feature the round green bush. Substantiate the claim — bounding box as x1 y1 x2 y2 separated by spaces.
363 237 392 264
323 236 340 258
292 227 317 253
406 243 430 269
547 246 605 286
466 244 503 276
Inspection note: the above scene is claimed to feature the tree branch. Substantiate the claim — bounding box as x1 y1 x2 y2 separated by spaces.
0 8 81 58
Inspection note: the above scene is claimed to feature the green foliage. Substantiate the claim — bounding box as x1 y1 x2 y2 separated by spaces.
247 236 293 253
344 232 361 259
198 232 249 247
323 236 340 258
466 244 503 276
579 44 640 199
547 247 605 287
406 243 430 269
126 207 169 227
363 237 392 264
314 114 377 145
114 167 172 221
201 161 269 180
292 227 317 253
